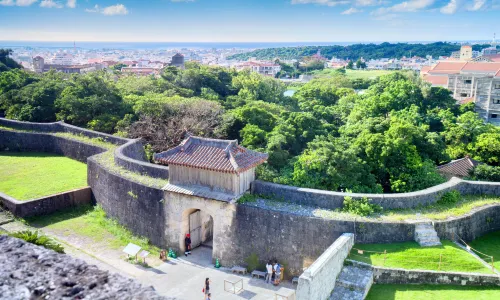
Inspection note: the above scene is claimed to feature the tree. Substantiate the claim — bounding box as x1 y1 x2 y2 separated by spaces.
346 61 354 69
127 96 225 152
355 59 366 69
55 72 129 133
0 49 22 73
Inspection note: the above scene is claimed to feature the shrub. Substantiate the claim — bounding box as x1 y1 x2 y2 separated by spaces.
342 196 382 217
245 253 263 272
237 193 258 204
9 230 65 253
437 190 461 205
469 165 500 182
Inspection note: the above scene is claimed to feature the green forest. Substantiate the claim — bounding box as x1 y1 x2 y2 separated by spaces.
228 42 495 61
1 49 500 194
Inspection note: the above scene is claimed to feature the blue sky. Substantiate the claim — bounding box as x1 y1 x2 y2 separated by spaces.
0 0 499 42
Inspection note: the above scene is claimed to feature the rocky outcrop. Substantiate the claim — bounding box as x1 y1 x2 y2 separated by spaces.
0 235 172 300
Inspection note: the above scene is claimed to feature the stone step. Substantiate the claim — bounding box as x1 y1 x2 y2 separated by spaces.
414 222 442 247
330 285 365 300
331 265 373 300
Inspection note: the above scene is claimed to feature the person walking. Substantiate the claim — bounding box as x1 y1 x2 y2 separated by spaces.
265 260 273 284
185 233 192 257
274 260 281 285
203 278 211 299
207 293 211 300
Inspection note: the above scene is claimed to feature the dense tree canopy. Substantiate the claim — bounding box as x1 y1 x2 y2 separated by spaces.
1 56 500 193
228 42 495 61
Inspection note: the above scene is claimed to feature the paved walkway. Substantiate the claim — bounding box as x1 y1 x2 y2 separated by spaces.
0 214 296 299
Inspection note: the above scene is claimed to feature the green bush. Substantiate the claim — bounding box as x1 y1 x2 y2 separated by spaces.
245 253 264 272
237 193 258 204
342 196 383 217
437 190 461 205
469 165 500 182
9 230 65 253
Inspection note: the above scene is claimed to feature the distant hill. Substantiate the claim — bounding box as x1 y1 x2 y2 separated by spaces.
227 42 494 61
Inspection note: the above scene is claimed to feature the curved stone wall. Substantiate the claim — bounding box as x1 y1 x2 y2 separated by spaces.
87 158 167 247
114 139 169 179
0 130 107 163
0 118 168 179
252 178 500 210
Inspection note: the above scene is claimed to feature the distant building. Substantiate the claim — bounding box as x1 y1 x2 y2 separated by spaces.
451 51 461 59
422 61 500 125
169 53 185 69
121 67 162 76
460 45 473 61
32 56 44 73
236 61 281 77
32 56 100 74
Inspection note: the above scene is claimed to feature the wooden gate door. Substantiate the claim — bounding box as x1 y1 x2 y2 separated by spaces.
189 210 202 249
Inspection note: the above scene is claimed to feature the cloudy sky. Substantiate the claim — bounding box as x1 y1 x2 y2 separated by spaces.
0 0 498 42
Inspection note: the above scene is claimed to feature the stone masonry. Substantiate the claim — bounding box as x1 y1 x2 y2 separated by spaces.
0 235 170 300
414 223 442 247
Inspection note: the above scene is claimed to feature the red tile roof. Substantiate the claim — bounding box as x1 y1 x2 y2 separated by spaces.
437 156 480 178
154 135 268 173
461 62 500 73
424 75 448 86
428 61 467 74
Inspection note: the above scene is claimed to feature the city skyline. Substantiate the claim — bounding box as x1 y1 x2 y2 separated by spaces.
0 0 499 43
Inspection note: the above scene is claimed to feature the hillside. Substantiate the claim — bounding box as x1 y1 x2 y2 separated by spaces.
228 42 494 61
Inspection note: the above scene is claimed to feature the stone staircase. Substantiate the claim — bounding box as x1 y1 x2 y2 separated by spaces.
330 264 373 300
414 222 442 247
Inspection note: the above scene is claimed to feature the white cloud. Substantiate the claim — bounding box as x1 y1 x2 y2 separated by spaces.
355 0 378 6
40 0 62 8
291 0 350 6
342 7 363 13
85 4 99 13
372 0 435 15
102 4 128 15
66 0 75 8
86 3 128 16
0 0 38 6
468 0 486 10
440 0 459 14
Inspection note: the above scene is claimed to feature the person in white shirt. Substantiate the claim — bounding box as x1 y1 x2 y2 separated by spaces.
265 260 273 284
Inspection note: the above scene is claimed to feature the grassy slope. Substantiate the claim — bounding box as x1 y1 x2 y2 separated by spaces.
379 195 500 221
0 152 87 200
26 205 160 257
350 241 492 274
469 231 500 270
367 284 500 300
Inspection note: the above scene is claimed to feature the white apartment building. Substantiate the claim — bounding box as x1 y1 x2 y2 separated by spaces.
236 61 281 77
422 61 500 125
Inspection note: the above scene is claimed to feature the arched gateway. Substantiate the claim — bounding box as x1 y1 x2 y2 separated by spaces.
154 134 268 263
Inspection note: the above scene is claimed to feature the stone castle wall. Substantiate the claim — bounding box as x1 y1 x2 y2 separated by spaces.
296 233 354 300
0 187 93 218
114 139 169 179
252 178 500 210
349 260 500 286
87 158 167 247
2 120 500 277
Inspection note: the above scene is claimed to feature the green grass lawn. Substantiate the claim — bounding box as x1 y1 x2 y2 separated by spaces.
345 69 394 80
469 231 500 270
378 195 500 221
26 205 160 257
0 152 88 200
367 284 500 300
350 241 492 274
